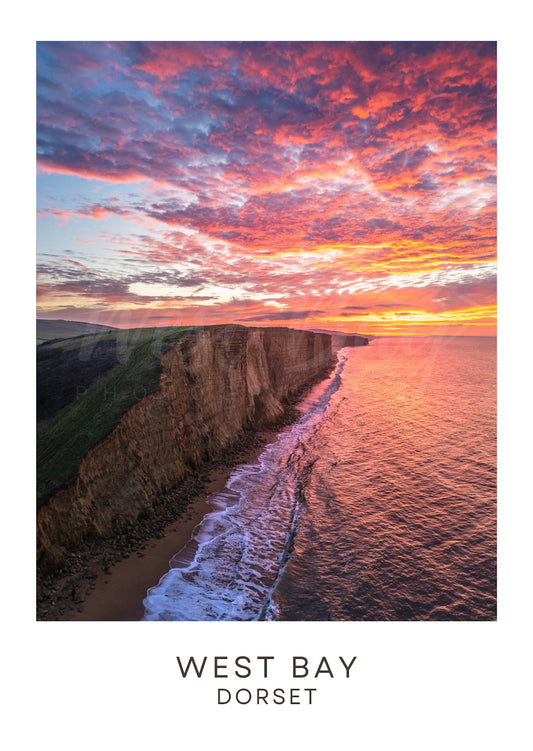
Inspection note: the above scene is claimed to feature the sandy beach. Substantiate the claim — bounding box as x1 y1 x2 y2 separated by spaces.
36 360 336 623
51 430 278 621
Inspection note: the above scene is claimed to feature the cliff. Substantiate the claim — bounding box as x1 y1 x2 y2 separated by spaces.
331 333 369 349
37 325 333 571
309 328 369 349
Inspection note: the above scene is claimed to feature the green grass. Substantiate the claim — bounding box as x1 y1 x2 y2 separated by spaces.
37 318 116 344
37 326 193 509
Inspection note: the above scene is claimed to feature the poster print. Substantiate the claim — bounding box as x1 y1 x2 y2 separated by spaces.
32 37 511 749
36 41 497 623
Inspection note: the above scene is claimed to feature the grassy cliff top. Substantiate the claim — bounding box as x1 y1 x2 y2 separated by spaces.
37 326 194 509
36 318 117 345
36 323 326 509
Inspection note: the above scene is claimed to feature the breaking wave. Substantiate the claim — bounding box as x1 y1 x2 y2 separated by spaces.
142 352 348 621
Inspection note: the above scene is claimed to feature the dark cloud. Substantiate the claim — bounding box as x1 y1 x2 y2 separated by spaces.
239 310 323 322
342 303 402 312
37 259 212 303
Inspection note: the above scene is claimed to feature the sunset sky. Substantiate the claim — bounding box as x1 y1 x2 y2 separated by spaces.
36 41 496 335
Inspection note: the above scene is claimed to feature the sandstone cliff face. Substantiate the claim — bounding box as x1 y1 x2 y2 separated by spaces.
331 333 368 349
37 326 333 569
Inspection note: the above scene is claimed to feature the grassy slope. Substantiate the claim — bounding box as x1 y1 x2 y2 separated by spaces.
37 319 116 345
37 326 192 509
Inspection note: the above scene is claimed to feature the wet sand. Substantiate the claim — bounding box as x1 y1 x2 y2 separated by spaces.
37 364 336 622
68 432 277 621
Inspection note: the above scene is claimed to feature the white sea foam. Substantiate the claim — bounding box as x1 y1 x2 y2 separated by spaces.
142 352 348 621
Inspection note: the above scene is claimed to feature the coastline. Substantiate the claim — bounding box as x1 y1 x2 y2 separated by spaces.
38 428 280 621
36 356 337 621
75 430 280 621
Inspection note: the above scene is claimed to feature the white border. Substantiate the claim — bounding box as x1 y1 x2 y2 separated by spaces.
5 6 531 749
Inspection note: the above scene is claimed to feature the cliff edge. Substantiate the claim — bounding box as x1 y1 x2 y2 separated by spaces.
37 325 333 572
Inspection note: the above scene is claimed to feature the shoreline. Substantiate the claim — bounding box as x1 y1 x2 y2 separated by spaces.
76 431 278 621
36 359 337 621
38 428 280 621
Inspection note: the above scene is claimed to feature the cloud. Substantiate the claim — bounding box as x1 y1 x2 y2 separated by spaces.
36 42 497 334
239 310 324 322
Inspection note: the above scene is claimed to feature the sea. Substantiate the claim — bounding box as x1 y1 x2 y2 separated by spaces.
142 336 497 621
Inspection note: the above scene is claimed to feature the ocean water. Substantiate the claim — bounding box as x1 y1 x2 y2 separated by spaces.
142 336 497 621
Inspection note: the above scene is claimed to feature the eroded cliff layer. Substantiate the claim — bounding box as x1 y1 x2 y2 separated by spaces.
331 333 368 349
37 325 333 570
